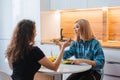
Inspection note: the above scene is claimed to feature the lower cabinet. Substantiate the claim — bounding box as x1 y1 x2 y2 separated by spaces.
103 61 120 80
104 75 120 80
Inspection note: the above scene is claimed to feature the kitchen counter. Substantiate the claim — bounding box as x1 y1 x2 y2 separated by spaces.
100 40 120 48
41 39 120 49
41 39 54 44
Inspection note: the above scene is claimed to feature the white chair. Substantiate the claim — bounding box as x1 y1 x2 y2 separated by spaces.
0 71 12 80
100 69 104 80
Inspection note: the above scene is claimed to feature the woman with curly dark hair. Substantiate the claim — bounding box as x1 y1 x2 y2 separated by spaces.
5 19 70 80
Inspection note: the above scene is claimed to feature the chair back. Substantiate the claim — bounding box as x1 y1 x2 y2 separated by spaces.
100 69 104 80
0 71 12 80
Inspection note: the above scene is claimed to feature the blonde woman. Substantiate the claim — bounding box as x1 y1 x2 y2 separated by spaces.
54 19 105 80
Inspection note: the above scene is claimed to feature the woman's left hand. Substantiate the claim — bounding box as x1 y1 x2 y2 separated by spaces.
72 59 84 65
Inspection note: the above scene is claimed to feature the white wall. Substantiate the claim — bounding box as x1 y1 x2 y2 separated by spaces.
41 11 60 40
40 0 61 41
0 0 41 40
0 0 13 74
0 0 13 39
20 0 40 42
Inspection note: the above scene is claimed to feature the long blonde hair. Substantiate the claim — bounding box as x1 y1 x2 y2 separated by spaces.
75 19 94 41
5 19 35 69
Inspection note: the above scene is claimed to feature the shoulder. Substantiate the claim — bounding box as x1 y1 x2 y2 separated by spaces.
30 46 45 61
71 41 76 44
31 46 42 52
71 41 77 46
90 38 102 47
32 46 40 50
30 46 44 56
91 38 103 50
91 38 100 45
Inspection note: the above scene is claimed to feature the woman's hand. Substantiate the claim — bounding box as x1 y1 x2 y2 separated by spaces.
72 59 84 65
53 38 72 49
72 59 96 66
62 38 71 48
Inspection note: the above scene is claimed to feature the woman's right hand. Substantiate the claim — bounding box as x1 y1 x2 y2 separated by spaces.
53 38 72 50
62 38 71 49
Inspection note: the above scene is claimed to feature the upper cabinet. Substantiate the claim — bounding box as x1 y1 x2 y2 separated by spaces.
40 0 50 11
50 0 87 10
50 0 120 10
87 0 120 8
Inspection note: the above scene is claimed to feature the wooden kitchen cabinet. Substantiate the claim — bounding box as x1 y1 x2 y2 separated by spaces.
108 8 120 41
60 8 104 40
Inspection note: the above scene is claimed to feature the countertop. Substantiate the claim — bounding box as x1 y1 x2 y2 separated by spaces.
100 40 120 48
41 39 120 49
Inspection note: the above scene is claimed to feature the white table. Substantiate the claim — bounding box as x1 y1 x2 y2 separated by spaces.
39 63 92 80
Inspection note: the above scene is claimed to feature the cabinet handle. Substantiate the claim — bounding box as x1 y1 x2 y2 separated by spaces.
107 61 120 64
104 74 120 78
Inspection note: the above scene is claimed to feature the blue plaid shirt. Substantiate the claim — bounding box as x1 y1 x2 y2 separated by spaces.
63 38 105 73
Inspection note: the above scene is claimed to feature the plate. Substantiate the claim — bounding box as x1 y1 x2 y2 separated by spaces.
62 59 73 64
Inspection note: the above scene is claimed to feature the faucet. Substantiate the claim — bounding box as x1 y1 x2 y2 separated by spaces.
59 28 65 42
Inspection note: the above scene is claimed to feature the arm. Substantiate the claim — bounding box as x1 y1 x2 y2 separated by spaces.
63 41 76 60
92 46 105 69
38 40 71 71
53 38 75 60
72 59 96 66
73 41 105 69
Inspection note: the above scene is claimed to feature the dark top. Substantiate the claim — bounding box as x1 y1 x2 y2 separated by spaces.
11 46 45 80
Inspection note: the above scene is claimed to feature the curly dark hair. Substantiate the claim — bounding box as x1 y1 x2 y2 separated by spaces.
6 19 35 69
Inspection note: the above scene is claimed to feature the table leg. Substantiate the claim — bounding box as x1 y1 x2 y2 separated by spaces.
54 74 63 80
